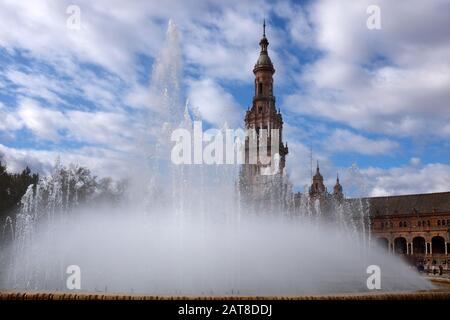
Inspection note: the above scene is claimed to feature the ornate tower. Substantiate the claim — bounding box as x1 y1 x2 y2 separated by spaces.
244 21 288 177
333 173 344 201
240 21 289 207
309 162 326 199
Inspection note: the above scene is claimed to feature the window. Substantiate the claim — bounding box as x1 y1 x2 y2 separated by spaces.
438 220 441 226
427 220 431 227
418 221 422 227
258 83 263 95
399 222 403 228
443 220 446 226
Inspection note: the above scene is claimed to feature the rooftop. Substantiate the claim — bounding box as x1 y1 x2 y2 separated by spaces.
352 191 450 217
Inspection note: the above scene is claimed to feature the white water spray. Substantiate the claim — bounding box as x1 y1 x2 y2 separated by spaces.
0 21 433 295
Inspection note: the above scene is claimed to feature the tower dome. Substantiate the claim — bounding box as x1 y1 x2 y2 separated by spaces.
253 20 275 74
313 163 323 181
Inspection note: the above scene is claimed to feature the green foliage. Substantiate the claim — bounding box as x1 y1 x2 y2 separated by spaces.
0 161 39 226
0 161 126 229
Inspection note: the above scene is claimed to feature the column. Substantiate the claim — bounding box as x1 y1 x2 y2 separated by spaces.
430 242 432 255
410 243 413 255
446 244 449 270
425 243 429 255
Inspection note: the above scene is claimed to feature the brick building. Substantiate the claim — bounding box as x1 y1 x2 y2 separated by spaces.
370 192 450 270
241 23 450 271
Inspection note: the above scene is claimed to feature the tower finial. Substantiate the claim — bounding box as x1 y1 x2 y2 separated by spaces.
263 19 266 37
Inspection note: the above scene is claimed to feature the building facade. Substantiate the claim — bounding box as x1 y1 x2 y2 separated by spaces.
241 23 450 271
370 192 450 270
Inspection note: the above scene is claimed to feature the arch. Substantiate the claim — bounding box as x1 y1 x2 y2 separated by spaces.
432 236 446 254
394 237 407 254
413 236 426 254
376 237 389 251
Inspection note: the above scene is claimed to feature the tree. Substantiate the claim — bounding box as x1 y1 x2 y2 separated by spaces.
0 161 39 229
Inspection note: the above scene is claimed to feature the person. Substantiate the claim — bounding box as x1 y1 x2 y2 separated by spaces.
418 264 425 273
433 265 437 275
439 265 443 276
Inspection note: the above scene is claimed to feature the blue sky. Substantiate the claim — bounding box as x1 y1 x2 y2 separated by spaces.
0 0 449 196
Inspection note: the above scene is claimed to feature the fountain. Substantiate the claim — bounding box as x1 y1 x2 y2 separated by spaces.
0 21 436 297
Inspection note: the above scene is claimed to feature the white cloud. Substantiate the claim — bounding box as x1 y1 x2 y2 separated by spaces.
282 122 338 192
183 3 270 82
0 0 448 196
409 157 421 167
0 0 276 84
64 110 136 148
0 143 130 178
124 85 151 110
5 69 66 105
187 78 241 127
0 1 165 79
17 99 66 141
325 129 398 155
0 102 22 133
14 98 138 149
364 163 450 197
283 140 311 191
273 1 314 48
284 0 450 138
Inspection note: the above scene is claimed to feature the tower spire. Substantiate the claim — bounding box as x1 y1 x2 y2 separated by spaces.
257 20 270 54
263 19 266 37
333 171 344 200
